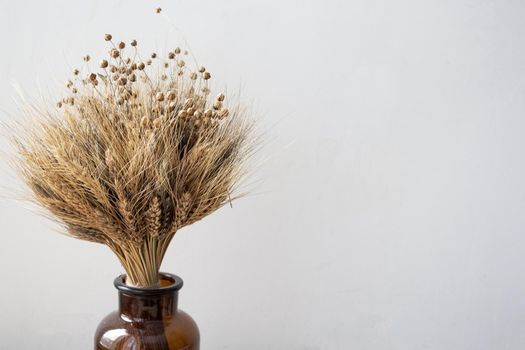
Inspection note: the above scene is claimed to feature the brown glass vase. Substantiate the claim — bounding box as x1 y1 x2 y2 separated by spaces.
94 272 200 350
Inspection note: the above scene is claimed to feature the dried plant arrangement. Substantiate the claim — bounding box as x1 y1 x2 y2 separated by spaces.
12 34 255 288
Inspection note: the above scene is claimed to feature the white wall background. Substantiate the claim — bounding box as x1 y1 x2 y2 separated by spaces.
1 0 525 349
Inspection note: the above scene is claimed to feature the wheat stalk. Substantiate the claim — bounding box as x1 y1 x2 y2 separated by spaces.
12 34 255 287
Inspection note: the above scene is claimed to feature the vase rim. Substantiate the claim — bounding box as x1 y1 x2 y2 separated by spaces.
114 272 184 295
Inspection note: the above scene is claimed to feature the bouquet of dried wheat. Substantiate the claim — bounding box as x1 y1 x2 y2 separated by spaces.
12 34 254 288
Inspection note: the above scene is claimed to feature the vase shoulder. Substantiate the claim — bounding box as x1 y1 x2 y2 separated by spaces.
163 310 200 347
95 309 199 350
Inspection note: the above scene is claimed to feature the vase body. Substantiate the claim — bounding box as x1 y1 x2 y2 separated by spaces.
95 273 200 350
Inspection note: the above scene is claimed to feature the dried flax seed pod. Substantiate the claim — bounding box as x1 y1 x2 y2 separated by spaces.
167 91 176 100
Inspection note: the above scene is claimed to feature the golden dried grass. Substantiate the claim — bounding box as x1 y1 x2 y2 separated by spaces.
11 36 255 287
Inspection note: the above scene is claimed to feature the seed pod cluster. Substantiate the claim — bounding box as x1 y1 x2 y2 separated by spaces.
57 34 231 133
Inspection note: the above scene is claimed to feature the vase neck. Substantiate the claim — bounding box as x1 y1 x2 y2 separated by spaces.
113 272 184 321
119 291 179 320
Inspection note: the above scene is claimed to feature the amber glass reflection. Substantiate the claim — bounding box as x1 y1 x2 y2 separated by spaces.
95 273 200 350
